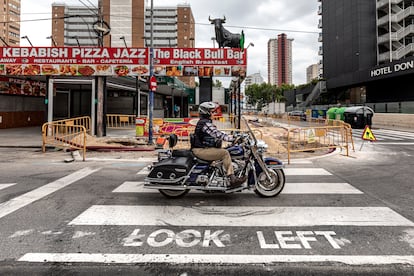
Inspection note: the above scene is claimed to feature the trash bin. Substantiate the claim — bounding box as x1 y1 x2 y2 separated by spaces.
135 117 146 136
334 107 346 121
326 107 338 120
343 106 374 129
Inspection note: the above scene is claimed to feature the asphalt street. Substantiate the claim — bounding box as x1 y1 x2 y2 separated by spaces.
0 126 413 275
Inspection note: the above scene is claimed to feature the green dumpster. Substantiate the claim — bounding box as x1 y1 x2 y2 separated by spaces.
334 107 346 120
326 107 338 120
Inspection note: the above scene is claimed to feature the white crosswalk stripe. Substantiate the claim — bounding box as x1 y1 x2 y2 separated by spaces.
69 205 414 227
0 183 16 191
353 128 414 142
0 168 100 219
112 181 363 194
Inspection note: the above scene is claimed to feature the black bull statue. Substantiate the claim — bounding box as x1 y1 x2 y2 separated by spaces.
209 16 242 48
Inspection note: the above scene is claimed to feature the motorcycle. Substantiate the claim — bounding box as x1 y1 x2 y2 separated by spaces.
144 122 285 198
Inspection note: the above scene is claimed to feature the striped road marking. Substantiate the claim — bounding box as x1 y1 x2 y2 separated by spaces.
137 167 332 176
112 181 363 194
136 167 151 175
0 167 100 219
18 253 414 265
68 205 414 227
284 168 331 176
87 157 157 163
0 183 16 191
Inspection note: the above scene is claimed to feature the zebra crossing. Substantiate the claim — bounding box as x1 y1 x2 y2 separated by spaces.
352 128 414 143
16 159 414 265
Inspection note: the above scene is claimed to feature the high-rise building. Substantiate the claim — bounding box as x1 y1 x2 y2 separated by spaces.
306 64 319 83
244 73 265 87
51 1 195 48
1 0 20 46
318 0 414 108
267 33 293 86
52 3 100 47
144 4 195 48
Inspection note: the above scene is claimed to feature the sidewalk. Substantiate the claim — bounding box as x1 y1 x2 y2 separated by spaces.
0 126 43 148
0 127 150 148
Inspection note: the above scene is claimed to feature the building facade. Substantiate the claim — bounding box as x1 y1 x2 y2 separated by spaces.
1 0 20 46
268 33 293 86
319 0 414 112
51 1 194 49
52 4 100 47
243 73 265 110
306 64 319 83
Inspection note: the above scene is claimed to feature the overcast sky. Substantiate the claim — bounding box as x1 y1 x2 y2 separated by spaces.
20 0 320 85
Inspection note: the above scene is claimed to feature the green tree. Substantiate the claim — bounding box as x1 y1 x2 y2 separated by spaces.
245 83 287 110
213 79 223 87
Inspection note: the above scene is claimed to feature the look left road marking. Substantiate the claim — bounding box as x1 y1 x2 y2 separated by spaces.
0 167 100 219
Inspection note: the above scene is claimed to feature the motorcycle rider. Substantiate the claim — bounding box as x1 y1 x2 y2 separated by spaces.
192 101 247 188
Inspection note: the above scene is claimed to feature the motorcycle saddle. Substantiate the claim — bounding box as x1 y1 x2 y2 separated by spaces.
172 149 211 165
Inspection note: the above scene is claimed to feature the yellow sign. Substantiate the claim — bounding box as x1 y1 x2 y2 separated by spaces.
307 129 316 143
361 125 377 141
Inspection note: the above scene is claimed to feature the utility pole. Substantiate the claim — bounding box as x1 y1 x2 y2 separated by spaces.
148 0 154 144
95 0 108 137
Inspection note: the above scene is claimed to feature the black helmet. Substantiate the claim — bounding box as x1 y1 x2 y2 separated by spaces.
198 102 217 117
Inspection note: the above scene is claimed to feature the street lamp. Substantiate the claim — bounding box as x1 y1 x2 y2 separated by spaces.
120 36 127 48
46 36 57 47
21 35 33 47
211 37 216 48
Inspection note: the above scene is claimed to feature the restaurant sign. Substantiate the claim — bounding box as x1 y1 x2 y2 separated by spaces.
0 47 247 78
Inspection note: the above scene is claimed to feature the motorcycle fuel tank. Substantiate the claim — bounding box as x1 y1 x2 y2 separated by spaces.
227 145 244 159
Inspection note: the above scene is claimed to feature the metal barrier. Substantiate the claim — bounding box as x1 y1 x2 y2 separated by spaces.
42 122 87 161
106 114 136 129
326 119 355 151
52 116 91 134
287 125 351 164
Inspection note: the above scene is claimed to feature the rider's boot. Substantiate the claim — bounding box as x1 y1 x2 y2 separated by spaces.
228 174 247 188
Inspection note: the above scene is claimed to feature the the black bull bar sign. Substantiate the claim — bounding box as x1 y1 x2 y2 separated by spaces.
0 47 247 78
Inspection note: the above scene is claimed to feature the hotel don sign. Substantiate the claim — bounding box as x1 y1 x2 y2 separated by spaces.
0 47 247 78
370 59 414 78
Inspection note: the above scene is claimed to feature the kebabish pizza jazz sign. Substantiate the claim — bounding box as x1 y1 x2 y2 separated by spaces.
0 47 247 78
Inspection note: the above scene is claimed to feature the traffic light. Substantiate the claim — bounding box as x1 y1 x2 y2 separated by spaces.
239 30 245 50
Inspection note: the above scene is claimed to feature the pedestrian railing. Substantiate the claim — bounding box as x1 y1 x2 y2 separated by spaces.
106 114 136 129
42 122 87 161
325 119 355 151
287 124 351 164
52 116 91 134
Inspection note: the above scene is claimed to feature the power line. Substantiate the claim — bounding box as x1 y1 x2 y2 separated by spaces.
6 13 319 35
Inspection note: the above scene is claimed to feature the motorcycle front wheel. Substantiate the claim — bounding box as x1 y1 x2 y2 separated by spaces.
254 168 285 197
158 189 190 198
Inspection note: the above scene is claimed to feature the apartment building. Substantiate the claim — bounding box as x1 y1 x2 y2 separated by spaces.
0 0 20 46
306 64 319 83
268 33 293 86
51 0 194 49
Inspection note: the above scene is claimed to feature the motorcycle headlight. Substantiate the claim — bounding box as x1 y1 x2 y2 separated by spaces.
256 139 268 152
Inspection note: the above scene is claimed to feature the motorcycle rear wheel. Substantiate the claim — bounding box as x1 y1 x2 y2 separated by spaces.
158 189 190 198
254 168 285 197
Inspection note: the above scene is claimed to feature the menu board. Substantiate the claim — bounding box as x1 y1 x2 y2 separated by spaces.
0 77 46 96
